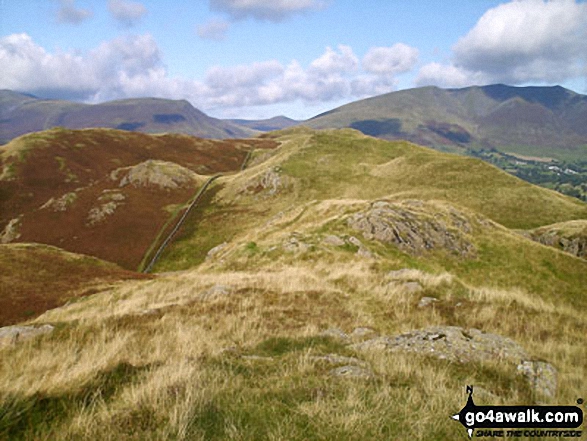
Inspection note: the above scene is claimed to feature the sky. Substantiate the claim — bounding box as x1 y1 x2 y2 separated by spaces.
1 0 586 120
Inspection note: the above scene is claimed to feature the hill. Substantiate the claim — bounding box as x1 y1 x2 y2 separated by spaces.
0 90 257 143
0 128 277 269
305 84 587 160
228 116 301 132
1 129 586 440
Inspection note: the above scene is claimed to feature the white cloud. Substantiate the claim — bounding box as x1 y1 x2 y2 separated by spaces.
0 33 166 102
362 44 419 76
209 0 326 21
108 0 147 27
1 33 420 114
57 0 93 24
415 63 485 89
309 45 358 75
197 19 231 40
416 0 587 88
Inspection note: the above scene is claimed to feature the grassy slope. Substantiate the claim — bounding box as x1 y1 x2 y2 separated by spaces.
1 129 586 440
155 128 587 272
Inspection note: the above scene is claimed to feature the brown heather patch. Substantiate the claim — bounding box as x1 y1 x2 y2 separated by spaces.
0 129 277 269
0 243 149 326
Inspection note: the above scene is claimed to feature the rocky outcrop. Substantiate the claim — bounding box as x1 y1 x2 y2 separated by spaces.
0 324 54 347
86 191 126 226
350 325 557 398
347 200 476 257
0 216 22 244
353 326 528 363
112 160 198 190
525 220 587 259
40 191 78 212
243 167 291 197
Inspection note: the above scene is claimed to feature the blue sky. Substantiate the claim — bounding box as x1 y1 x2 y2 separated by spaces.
1 0 586 119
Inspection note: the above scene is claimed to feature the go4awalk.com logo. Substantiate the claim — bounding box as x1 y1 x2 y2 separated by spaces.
451 386 584 438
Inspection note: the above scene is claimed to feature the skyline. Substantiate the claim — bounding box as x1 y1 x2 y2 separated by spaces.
1 0 586 119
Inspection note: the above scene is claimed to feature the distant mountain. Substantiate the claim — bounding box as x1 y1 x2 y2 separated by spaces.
0 90 257 143
228 116 300 132
305 84 587 160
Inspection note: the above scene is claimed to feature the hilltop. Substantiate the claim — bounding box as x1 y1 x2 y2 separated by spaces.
0 91 256 143
0 128 586 440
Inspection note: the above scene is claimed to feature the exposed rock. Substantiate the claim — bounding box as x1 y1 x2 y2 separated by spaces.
310 353 367 367
0 324 54 346
242 355 273 361
245 167 290 196
402 281 423 293
282 233 311 253
40 191 78 212
206 242 228 260
350 327 377 341
387 269 413 279
329 365 374 379
112 160 197 190
352 326 528 364
87 201 122 226
0 216 22 244
322 235 346 247
517 360 558 399
418 296 439 308
347 200 476 257
346 236 375 258
198 285 233 300
320 328 349 341
526 221 587 259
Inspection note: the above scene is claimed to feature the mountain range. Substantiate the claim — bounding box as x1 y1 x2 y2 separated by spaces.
3 85 587 161
307 84 587 160
0 90 256 143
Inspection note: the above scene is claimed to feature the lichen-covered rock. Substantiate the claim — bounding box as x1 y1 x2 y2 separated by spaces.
0 324 54 346
282 233 311 253
112 160 198 190
0 216 22 244
418 296 439 308
322 235 346 246
517 360 558 398
347 200 477 257
198 285 233 300
86 191 127 225
329 365 374 379
352 326 528 364
244 167 290 197
40 191 78 212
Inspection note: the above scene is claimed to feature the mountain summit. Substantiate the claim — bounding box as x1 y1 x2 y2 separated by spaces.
306 84 587 157
0 91 256 143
